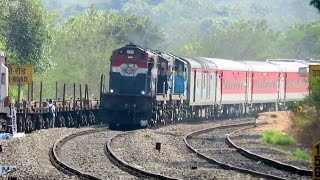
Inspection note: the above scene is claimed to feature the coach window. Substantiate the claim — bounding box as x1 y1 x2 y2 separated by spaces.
1 73 5 85
231 79 237 90
203 73 205 89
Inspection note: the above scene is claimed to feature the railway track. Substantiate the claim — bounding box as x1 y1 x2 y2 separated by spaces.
50 129 105 180
226 126 312 177
107 118 262 180
50 128 137 179
105 131 178 180
184 122 311 180
50 127 177 179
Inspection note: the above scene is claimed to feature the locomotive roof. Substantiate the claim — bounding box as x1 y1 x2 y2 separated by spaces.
123 43 146 52
200 57 248 71
241 61 282 72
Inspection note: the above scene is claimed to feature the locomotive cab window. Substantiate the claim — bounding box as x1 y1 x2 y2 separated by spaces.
126 49 135 55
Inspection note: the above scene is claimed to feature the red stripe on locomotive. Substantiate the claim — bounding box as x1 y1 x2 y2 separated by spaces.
111 49 148 68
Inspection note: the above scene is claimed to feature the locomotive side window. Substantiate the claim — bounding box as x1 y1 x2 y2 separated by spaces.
160 62 167 76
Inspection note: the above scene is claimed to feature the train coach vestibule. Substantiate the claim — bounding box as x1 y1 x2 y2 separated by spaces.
157 61 168 94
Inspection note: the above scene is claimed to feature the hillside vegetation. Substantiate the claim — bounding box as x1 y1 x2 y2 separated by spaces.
0 0 319 100
43 0 320 52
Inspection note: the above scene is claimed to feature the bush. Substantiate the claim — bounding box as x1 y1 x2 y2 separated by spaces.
261 130 295 145
290 106 320 146
291 78 320 145
292 148 310 161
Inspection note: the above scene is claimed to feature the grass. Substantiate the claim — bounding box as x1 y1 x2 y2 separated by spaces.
261 130 295 145
292 148 310 161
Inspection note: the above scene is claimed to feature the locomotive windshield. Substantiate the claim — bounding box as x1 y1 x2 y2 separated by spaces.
109 47 148 95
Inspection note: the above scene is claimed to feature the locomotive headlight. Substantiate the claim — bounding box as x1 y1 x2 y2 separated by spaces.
141 91 145 95
110 89 114 93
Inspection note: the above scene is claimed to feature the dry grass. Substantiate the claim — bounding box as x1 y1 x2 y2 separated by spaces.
254 110 319 148
254 111 293 134
289 111 320 147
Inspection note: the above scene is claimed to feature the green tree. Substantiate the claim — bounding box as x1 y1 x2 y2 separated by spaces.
0 0 9 51
278 22 320 59
310 0 320 12
35 9 164 99
5 0 55 72
177 20 279 60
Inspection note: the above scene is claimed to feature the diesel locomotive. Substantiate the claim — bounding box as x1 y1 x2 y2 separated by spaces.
100 43 319 128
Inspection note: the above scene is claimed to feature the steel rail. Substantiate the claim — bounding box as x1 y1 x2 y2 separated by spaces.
105 131 179 180
50 129 105 180
226 126 312 177
184 122 292 180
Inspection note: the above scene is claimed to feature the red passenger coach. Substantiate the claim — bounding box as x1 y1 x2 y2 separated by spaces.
221 70 247 94
199 58 248 118
200 58 248 105
242 61 281 103
267 60 309 102
251 72 279 94
285 72 308 93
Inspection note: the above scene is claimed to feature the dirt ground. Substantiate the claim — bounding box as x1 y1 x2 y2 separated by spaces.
254 111 293 134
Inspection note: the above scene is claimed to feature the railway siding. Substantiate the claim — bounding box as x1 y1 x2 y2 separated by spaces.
109 119 260 180
185 123 311 179
227 124 312 172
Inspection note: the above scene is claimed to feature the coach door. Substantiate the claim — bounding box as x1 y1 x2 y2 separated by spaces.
278 72 285 103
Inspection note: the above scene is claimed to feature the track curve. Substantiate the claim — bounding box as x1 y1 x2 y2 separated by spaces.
105 131 179 180
226 126 312 177
50 129 105 180
184 122 310 180
50 128 178 179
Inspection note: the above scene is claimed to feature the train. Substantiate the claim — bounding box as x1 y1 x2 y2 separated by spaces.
0 50 13 133
100 43 320 129
0 50 102 134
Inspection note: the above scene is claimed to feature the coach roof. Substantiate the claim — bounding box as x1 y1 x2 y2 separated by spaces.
266 60 308 72
241 61 282 72
200 57 248 71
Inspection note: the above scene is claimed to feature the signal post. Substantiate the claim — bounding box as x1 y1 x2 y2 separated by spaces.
313 141 320 180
